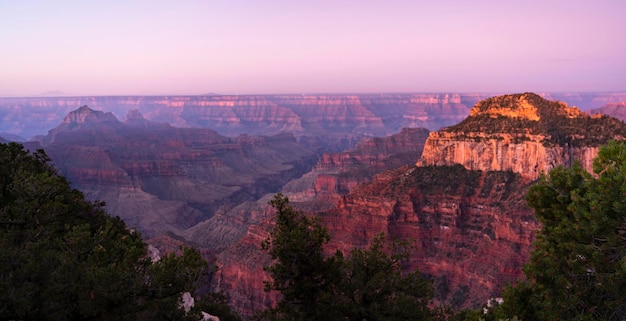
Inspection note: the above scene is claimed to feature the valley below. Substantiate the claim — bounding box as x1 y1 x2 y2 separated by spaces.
2 92 626 316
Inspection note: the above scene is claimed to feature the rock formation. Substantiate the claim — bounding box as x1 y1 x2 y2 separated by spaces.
3 93 626 140
417 93 626 179
13 93 626 316
324 165 536 308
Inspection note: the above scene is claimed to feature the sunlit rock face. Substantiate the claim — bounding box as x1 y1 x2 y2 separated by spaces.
194 94 626 315
12 93 626 315
417 93 626 179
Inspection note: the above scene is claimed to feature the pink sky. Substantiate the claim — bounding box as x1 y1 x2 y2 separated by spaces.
1 0 625 96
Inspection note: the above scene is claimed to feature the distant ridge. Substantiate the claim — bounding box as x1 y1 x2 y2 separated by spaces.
0 132 26 142
38 90 72 96
2 93 626 139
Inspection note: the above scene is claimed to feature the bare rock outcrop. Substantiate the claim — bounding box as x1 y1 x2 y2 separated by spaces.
417 93 626 178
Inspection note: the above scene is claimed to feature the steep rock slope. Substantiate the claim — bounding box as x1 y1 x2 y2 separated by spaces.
417 93 626 179
36 106 319 237
184 127 430 250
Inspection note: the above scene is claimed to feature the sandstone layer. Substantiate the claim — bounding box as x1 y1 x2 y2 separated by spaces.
324 165 537 308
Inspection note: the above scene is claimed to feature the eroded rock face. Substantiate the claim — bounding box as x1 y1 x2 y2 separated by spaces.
205 165 536 315
206 94 626 315
3 93 626 139
323 165 537 309
417 93 626 179
417 132 600 179
284 127 430 208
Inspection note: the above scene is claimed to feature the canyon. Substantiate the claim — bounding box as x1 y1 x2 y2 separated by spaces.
3 92 626 316
26 106 320 237
196 93 626 315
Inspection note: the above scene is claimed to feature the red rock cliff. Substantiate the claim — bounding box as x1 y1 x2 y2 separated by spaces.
324 165 537 308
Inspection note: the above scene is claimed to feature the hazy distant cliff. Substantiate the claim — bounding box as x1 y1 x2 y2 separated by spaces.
0 93 495 138
417 93 626 178
3 93 626 140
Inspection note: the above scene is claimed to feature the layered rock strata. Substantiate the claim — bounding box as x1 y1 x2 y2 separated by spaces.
324 165 537 308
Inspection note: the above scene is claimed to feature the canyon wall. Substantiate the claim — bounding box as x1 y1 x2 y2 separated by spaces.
324 165 537 308
283 127 430 208
417 132 599 179
9 93 626 316
590 101 626 122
